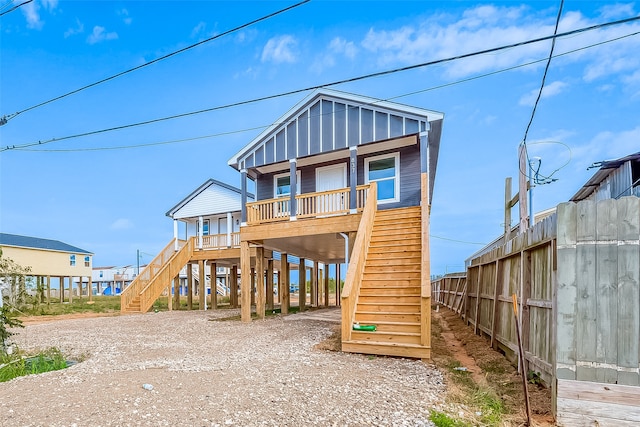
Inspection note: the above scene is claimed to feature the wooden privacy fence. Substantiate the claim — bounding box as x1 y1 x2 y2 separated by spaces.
463 213 557 382
432 273 467 314
433 196 640 425
555 197 640 426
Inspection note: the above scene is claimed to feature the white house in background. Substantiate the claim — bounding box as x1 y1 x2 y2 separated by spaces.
92 265 140 295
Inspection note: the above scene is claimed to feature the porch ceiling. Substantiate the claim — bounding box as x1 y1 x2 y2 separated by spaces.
260 233 349 264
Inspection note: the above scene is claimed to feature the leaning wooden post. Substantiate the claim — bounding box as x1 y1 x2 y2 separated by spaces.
256 247 265 319
240 241 252 322
210 262 217 310
512 293 532 426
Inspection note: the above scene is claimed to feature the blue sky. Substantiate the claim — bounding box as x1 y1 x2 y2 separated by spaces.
1 0 639 274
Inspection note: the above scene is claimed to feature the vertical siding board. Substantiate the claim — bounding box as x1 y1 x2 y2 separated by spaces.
335 102 347 149
576 200 598 381
616 197 640 386
595 199 619 384
265 137 275 164
361 109 373 143
277 129 287 162
348 105 359 147
296 112 308 158
321 100 334 152
309 102 321 155
375 111 388 141
556 202 578 380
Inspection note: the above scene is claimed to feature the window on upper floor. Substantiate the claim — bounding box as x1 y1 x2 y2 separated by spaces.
365 152 400 204
70 254 76 266
274 171 301 198
84 256 90 267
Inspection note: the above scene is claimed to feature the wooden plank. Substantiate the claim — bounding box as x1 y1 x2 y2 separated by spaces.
241 213 362 241
280 253 289 315
556 202 578 380
324 263 330 307
256 248 265 319
266 259 274 311
299 259 306 312
490 260 501 349
230 265 238 308
616 196 640 386
210 262 217 310
198 260 205 310
311 261 318 307
575 199 597 381
240 241 251 322
557 378 640 406
186 264 193 310
595 199 618 383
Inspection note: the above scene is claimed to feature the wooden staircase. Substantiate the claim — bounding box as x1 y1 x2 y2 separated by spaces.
121 238 193 313
342 206 430 359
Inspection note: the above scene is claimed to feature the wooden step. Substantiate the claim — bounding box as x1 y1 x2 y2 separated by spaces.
342 340 430 359
361 279 421 287
357 295 420 304
372 224 421 233
368 242 421 251
350 330 421 345
367 250 422 258
366 258 420 267
370 236 421 245
355 311 420 323
356 302 420 313
359 286 421 296
362 271 421 280
364 265 421 273
367 321 421 333
375 208 420 218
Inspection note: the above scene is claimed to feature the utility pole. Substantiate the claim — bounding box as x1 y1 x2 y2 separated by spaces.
518 144 529 233
137 249 140 276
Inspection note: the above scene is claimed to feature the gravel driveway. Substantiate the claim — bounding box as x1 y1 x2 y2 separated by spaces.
1 310 445 426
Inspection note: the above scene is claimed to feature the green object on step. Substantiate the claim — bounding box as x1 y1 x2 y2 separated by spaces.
353 323 377 331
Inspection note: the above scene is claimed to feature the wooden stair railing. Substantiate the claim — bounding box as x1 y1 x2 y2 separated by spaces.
341 182 377 342
120 238 193 313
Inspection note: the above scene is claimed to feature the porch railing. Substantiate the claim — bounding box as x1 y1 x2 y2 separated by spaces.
246 185 370 225
201 232 240 249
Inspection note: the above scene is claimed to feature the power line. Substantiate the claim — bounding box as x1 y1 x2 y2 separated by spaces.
10 29 640 154
3 14 640 152
430 234 486 246
521 0 564 149
0 0 32 17
0 0 310 124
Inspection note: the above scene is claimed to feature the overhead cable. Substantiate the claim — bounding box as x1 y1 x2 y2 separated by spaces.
3 14 640 152
0 0 310 123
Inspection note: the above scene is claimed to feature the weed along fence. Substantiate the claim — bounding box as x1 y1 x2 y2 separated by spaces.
432 196 640 425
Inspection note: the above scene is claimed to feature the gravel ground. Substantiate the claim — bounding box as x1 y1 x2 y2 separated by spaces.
1 310 445 427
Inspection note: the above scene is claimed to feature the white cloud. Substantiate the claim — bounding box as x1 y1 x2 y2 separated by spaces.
598 3 636 19
41 0 58 11
21 1 42 29
310 36 357 73
64 18 84 38
261 35 297 64
356 4 640 86
569 126 640 170
118 8 132 25
110 218 133 230
87 26 118 45
191 21 207 38
519 81 568 106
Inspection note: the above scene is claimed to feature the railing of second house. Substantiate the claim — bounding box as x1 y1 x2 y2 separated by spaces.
121 238 186 312
201 232 241 249
341 182 377 342
246 185 370 225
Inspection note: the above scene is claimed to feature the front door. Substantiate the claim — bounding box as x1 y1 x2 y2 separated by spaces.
316 163 347 192
316 163 347 214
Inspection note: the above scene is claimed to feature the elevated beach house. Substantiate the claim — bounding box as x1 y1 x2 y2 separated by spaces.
230 88 444 358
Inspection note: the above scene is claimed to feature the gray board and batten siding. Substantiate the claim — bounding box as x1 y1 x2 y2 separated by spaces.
228 89 444 204
256 144 423 210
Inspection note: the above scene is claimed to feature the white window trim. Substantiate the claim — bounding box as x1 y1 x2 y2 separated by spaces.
364 152 400 204
273 170 301 198
315 163 347 191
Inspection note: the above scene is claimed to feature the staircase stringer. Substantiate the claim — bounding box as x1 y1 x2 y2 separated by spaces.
137 238 195 313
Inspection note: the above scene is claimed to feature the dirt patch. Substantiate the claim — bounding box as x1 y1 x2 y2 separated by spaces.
313 324 342 352
432 307 554 426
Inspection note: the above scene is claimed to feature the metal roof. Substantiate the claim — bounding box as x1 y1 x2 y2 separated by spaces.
570 151 640 201
165 178 255 217
0 233 92 255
